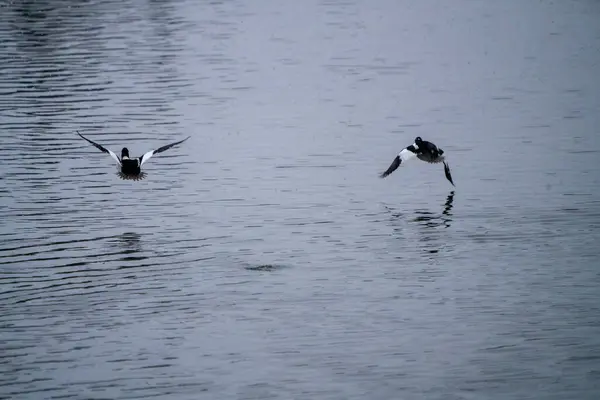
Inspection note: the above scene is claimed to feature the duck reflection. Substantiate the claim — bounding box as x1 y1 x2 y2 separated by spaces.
443 191 454 215
386 191 455 255
117 232 143 250
112 232 147 263
413 191 454 229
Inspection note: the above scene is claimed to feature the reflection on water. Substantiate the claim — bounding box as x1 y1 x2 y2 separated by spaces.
115 232 143 251
413 190 455 229
244 263 287 272
386 191 455 255
103 232 147 263
443 190 454 216
386 191 454 228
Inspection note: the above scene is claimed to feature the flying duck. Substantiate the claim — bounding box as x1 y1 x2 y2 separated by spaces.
380 136 455 186
77 131 190 179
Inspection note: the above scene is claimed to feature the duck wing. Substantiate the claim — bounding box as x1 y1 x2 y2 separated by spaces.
77 131 121 166
379 146 418 178
443 161 455 186
380 155 401 178
140 136 191 166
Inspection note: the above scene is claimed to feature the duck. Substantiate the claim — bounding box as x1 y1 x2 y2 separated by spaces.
380 136 455 186
77 131 190 178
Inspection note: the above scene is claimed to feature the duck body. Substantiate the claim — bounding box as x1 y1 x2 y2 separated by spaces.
77 131 190 179
120 155 142 175
380 136 455 186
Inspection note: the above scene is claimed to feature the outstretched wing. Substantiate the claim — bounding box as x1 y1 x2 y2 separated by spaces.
140 136 191 166
443 161 455 186
379 147 418 178
380 156 400 178
77 131 121 166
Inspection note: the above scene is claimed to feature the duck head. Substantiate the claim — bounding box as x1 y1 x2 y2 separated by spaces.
414 136 423 150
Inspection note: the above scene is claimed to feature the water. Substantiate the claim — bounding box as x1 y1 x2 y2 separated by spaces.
1 0 599 398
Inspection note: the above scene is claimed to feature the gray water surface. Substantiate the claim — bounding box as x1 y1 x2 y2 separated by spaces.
1 0 600 399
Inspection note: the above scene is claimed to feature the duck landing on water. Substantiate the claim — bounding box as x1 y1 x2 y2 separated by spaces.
379 136 455 186
77 131 190 180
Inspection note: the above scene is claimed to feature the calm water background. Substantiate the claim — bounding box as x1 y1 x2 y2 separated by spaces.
1 0 599 399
